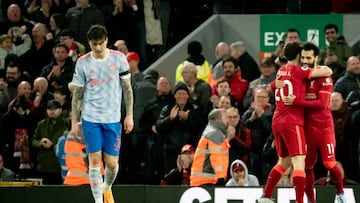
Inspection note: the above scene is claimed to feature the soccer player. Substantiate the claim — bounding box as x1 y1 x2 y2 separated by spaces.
257 42 333 203
282 42 345 203
69 25 133 203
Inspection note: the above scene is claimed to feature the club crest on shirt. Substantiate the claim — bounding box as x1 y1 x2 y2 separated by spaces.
109 64 116 72
322 77 332 86
309 80 315 89
90 69 96 74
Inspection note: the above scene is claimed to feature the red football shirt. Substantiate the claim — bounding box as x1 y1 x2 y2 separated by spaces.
304 76 334 126
273 64 313 125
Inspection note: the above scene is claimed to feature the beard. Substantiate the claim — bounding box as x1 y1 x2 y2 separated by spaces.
309 62 315 68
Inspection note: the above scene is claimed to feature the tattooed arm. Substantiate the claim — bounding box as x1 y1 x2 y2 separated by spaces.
70 85 84 138
121 77 134 134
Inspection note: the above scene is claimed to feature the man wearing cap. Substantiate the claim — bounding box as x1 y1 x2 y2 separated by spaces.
126 51 144 83
32 99 67 184
190 108 236 186
163 144 195 185
156 82 204 174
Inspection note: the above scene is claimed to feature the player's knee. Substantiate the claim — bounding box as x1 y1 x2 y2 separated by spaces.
323 160 336 169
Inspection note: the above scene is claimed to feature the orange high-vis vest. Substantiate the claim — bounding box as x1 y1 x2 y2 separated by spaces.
63 136 89 185
190 121 230 186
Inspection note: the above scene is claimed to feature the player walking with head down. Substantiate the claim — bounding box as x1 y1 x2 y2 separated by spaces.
69 24 134 203
257 41 333 203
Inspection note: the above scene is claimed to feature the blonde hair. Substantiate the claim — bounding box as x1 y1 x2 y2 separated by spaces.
182 61 197 75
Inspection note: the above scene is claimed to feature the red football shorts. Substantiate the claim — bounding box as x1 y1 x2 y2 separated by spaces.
272 123 307 157
305 124 336 168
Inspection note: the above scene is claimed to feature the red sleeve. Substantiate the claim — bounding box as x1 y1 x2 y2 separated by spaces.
293 97 324 109
294 77 332 110
270 80 276 92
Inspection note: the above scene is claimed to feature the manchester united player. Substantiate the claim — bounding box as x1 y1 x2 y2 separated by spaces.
257 42 333 203
282 42 345 203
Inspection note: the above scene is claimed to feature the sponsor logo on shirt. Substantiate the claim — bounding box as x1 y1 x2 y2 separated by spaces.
89 77 115 87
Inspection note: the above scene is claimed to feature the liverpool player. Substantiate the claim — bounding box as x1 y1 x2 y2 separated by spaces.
257 42 333 203
281 42 345 203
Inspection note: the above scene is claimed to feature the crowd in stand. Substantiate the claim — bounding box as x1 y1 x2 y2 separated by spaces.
0 0 359 189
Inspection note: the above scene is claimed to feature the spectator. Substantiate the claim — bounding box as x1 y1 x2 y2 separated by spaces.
210 79 238 109
32 99 67 184
211 56 249 114
0 32 31 70
243 56 276 109
31 77 52 120
53 87 71 125
211 42 230 80
114 39 128 55
181 61 212 121
334 56 360 104
49 13 66 44
101 0 135 47
330 92 357 181
218 95 232 110
163 144 195 185
333 56 360 173
319 24 353 82
139 76 175 184
241 88 274 184
190 108 235 186
40 43 74 96
7 80 33 112
226 107 251 168
19 23 54 80
156 82 204 174
0 4 34 45
125 0 147 70
65 0 104 52
0 153 15 181
143 0 163 65
230 41 260 83
176 41 211 83
226 159 259 186
1 95 38 179
0 61 23 111
26 0 59 26
127 51 144 83
59 29 86 62
272 28 300 68
127 70 158 184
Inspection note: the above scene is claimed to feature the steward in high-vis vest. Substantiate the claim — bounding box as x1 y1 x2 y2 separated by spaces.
63 132 89 185
190 108 236 186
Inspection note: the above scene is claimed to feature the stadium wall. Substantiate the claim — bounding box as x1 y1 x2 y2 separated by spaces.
147 14 360 86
